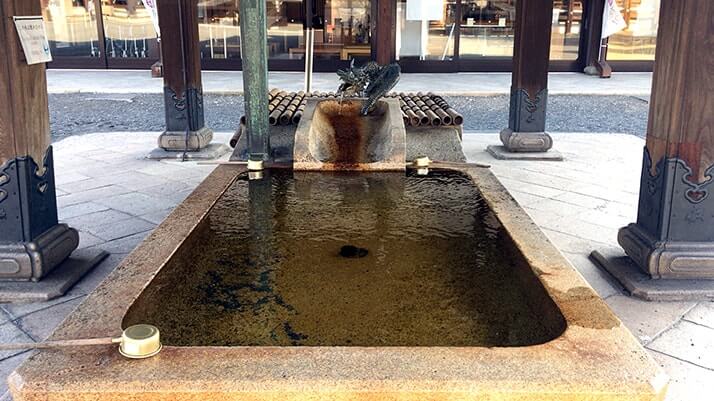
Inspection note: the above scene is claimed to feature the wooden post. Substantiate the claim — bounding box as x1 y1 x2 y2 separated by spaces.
372 0 396 64
0 1 105 294
239 0 270 161
615 0 714 280
488 0 560 159
156 0 213 152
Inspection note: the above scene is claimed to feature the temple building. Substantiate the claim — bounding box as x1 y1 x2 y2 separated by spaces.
41 0 657 72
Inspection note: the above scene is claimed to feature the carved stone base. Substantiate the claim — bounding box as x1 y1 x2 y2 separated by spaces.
0 224 79 281
486 145 563 161
0 248 108 303
499 128 554 153
158 127 214 151
148 143 231 161
590 249 714 301
618 223 714 279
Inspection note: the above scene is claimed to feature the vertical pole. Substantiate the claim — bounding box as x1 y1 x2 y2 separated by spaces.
156 0 213 152
489 0 559 159
616 0 714 280
240 0 270 161
304 0 314 93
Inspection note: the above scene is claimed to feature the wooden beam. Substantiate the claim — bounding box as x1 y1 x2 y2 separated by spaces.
372 0 396 64
0 0 50 168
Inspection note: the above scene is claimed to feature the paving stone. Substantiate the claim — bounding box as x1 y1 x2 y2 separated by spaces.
58 201 109 220
88 231 151 255
57 177 114 194
576 209 632 230
507 190 549 208
66 254 126 297
53 172 90 186
647 321 714 370
541 229 611 254
106 171 171 191
15 297 84 342
649 350 714 401
561 252 622 299
95 192 176 216
0 292 85 321
77 231 105 249
683 302 714 329
0 323 34 360
138 180 192 198
55 185 132 208
605 295 696 345
0 351 32 397
527 198 590 218
85 217 155 242
139 208 175 225
0 310 12 326
62 209 136 232
552 191 609 209
496 177 566 198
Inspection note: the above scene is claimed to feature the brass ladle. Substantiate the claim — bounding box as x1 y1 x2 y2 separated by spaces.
0 324 161 359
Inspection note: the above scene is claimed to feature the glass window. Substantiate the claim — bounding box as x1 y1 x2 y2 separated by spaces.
550 0 582 60
607 0 659 60
42 0 101 58
459 0 516 59
101 0 157 58
396 0 457 61
198 1 242 59
267 0 306 60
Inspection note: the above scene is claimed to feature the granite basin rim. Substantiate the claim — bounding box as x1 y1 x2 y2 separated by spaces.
10 164 668 400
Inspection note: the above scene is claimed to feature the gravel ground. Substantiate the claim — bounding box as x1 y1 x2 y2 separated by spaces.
49 93 649 142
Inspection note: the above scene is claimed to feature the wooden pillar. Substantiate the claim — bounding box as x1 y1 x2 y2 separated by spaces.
617 0 714 280
156 0 213 151
0 1 104 294
239 0 270 161
489 0 559 158
372 0 396 65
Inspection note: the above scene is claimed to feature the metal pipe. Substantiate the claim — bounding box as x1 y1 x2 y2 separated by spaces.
239 0 270 161
304 27 314 92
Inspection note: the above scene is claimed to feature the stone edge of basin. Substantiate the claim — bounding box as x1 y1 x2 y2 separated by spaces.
292 98 407 171
9 165 669 401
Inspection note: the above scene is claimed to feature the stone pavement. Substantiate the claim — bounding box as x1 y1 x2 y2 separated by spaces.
47 69 653 97
0 131 710 400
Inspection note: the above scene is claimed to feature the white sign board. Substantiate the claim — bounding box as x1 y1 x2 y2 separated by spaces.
13 16 52 65
406 0 446 21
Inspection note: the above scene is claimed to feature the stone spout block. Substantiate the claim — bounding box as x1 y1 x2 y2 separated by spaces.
293 98 406 171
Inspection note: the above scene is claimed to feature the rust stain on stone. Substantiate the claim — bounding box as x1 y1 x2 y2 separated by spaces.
321 100 366 168
554 287 620 330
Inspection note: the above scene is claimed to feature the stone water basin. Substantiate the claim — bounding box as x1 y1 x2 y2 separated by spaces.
9 164 667 400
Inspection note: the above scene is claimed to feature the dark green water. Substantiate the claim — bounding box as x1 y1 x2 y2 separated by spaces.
124 169 564 346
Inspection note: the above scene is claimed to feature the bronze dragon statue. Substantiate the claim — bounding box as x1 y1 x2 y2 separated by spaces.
336 60 401 115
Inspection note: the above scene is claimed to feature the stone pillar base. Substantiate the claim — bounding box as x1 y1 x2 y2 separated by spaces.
590 249 714 301
158 127 213 151
500 128 554 152
486 129 562 161
0 248 108 303
0 223 79 281
618 223 714 280
147 142 231 161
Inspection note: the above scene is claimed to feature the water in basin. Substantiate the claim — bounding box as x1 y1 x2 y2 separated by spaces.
124 169 564 346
